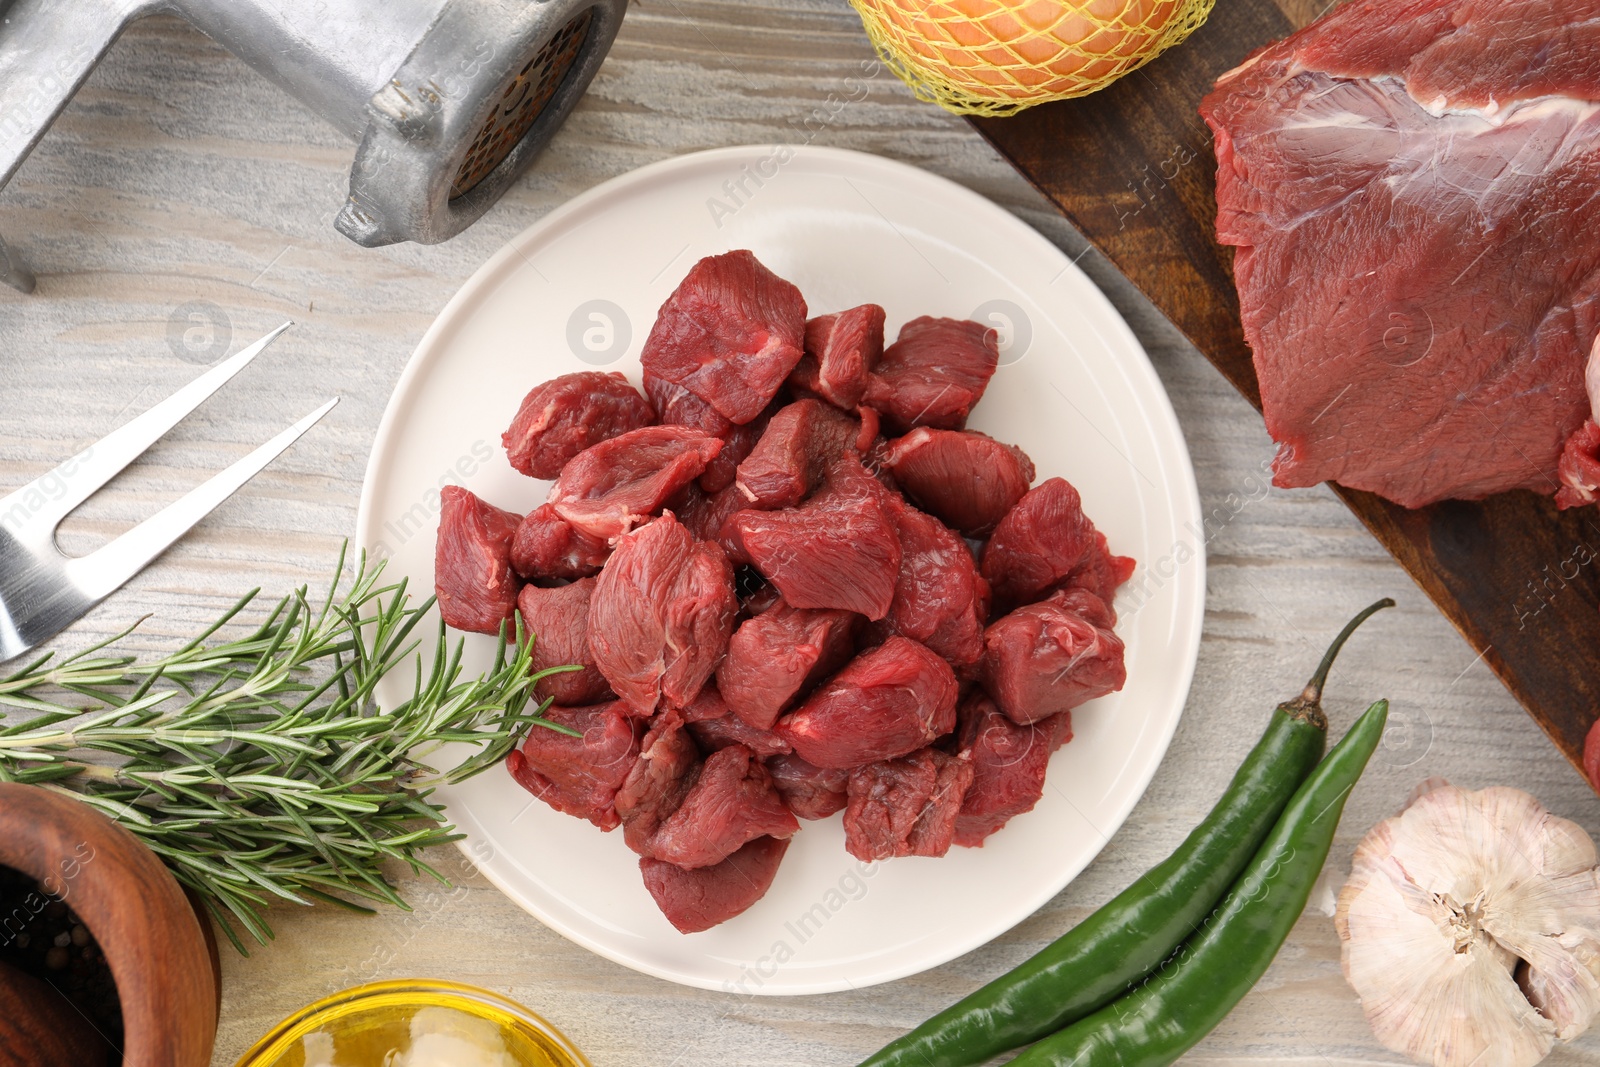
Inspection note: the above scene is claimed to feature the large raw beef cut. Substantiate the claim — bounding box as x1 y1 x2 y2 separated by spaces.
765 753 850 820
882 428 1035 537
717 599 857 729
642 744 799 869
953 693 1073 848
735 399 863 509
1201 0 1600 508
878 493 989 673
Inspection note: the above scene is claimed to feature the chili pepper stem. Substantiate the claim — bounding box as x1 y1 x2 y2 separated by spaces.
1008 698 1391 1067
854 601 1398 1067
1279 598 1394 728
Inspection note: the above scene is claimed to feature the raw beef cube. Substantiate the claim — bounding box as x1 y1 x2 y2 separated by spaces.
647 744 800 869
646 373 735 435
656 537 738 707
791 304 886 409
672 483 725 542
548 425 723 542
640 836 790 934
676 684 745 724
766 753 850 820
717 599 858 730
854 404 882 454
510 503 610 581
1066 530 1137 611
735 569 780 615
862 432 900 491
673 482 751 565
981 478 1091 610
982 478 1133 613
679 685 792 758
981 588 1126 725
505 701 642 830
616 710 702 856
703 409 772 494
735 458 902 620
882 428 1036 537
844 748 975 861
863 317 999 434
1558 420 1600 509
776 636 959 768
435 486 522 635
647 374 773 493
1199 0 1600 507
953 693 1073 847
503 371 655 480
640 250 807 425
516 579 613 707
880 495 989 674
1049 586 1116 629
588 514 738 716
735 399 862 509
686 706 793 758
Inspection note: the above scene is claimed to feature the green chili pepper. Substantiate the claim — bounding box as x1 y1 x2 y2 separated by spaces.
857 599 1393 1067
1009 696 1390 1067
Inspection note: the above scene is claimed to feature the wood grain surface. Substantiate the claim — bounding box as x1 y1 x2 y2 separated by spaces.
1 4 1599 1065
970 0 1600 776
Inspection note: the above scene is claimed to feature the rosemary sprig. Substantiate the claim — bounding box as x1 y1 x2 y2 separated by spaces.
0 545 575 952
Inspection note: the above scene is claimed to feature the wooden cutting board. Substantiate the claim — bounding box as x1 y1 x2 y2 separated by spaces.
970 0 1600 777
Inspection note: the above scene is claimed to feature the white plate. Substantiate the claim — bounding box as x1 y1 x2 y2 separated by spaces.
355 145 1204 995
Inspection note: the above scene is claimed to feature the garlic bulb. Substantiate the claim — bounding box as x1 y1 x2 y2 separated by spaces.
1336 781 1600 1067
1586 334 1600 423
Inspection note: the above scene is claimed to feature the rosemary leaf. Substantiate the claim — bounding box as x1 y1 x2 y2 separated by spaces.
0 545 575 953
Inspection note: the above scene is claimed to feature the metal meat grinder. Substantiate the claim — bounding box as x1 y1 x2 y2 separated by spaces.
0 0 627 292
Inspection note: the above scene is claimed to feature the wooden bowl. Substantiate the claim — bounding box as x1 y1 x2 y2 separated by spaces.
0 781 219 1067
0 957 119 1066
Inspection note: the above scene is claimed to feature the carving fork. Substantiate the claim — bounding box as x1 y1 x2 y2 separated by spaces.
0 323 337 660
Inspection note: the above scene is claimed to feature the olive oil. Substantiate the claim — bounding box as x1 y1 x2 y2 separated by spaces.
235 981 587 1067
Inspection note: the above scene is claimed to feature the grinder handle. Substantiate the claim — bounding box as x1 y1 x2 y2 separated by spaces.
0 0 150 188
0 0 152 293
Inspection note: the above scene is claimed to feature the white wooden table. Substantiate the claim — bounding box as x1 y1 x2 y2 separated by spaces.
3 5 1597 1065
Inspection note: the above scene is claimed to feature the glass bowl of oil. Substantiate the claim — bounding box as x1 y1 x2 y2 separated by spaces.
233 979 590 1067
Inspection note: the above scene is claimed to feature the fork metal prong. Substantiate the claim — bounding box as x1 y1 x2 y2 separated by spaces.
0 321 294 537
67 397 340 601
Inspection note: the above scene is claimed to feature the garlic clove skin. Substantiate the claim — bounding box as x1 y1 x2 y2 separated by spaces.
1336 782 1600 1067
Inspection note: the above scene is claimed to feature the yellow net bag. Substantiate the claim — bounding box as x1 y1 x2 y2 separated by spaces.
850 0 1216 116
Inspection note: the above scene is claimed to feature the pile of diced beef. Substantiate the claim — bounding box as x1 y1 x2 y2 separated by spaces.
434 250 1135 933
